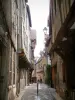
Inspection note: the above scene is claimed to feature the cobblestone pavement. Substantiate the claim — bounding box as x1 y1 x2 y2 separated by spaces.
21 83 56 100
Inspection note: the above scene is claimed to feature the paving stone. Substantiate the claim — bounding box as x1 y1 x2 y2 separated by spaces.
21 83 56 100
15 83 63 100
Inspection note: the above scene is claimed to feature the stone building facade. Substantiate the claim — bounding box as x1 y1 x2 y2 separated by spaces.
17 0 32 95
0 0 18 100
0 0 33 100
30 29 36 83
36 54 48 83
47 0 75 99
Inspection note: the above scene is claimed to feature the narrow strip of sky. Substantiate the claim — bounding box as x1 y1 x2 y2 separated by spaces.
28 0 49 57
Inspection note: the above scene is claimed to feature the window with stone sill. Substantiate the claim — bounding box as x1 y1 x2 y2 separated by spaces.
62 63 66 83
53 0 56 15
9 44 12 85
9 46 16 85
60 1 65 23
51 0 56 23
26 34 28 51
20 70 24 79
12 1 18 36
22 0 26 20
26 13 28 30
14 14 17 37
15 0 18 8
13 50 15 84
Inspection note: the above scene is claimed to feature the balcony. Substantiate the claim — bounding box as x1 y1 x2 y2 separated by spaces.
18 48 32 69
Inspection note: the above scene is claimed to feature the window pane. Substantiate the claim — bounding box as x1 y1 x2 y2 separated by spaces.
9 44 12 85
13 73 15 84
13 51 15 84
9 72 12 85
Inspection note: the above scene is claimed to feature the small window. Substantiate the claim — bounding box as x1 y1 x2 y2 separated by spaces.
15 0 18 8
62 63 66 82
9 44 12 85
54 0 56 15
12 50 15 84
9 46 16 85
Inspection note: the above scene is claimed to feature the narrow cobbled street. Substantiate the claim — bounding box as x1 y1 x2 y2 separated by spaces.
21 83 56 100
1 0 75 100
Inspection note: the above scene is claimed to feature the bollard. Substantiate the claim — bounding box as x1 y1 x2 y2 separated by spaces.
37 82 38 96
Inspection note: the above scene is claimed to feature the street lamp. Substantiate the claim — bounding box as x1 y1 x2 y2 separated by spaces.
43 27 47 34
43 27 49 41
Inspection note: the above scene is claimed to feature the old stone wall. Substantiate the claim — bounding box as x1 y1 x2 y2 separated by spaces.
0 33 10 100
56 55 66 98
2 0 12 34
